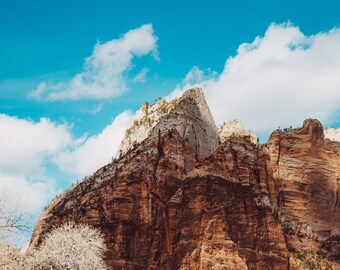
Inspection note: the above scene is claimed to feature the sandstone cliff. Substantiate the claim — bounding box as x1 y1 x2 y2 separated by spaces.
29 88 340 269
267 119 340 269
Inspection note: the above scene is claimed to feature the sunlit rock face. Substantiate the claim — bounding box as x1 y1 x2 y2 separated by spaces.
116 87 219 160
325 126 340 142
30 89 339 269
218 119 258 145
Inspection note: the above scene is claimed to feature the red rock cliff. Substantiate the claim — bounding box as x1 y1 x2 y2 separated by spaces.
29 89 340 269
268 119 340 268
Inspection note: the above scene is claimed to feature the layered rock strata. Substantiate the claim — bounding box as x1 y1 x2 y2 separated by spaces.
268 119 340 268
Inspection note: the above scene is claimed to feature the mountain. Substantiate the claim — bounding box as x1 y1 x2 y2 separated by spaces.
29 88 340 269
218 119 258 144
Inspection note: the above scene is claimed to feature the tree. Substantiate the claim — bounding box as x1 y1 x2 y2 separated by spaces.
0 193 29 270
1 190 108 270
24 222 108 270
0 242 21 270
0 193 30 241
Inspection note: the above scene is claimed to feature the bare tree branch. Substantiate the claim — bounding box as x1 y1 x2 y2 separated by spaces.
0 193 30 235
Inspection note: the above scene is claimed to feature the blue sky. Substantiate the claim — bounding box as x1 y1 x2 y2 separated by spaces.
1 1 339 121
1 0 340 244
2 0 340 136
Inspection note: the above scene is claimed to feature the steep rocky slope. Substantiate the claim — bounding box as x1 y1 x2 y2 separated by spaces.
29 88 340 269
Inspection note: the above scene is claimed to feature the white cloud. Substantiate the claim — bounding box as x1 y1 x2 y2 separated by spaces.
53 111 135 177
30 24 158 101
0 110 133 221
171 22 340 136
0 114 75 176
0 174 54 214
0 114 76 233
133 68 149 83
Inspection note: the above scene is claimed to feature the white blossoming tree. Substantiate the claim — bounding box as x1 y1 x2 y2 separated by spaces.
0 242 21 270
0 193 29 270
24 222 108 270
0 193 30 239
0 221 108 270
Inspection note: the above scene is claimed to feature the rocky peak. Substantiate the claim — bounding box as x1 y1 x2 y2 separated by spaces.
325 126 340 142
116 87 219 161
218 119 258 144
115 97 178 158
300 118 324 142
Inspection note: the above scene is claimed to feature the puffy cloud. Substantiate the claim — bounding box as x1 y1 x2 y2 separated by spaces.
30 24 158 101
0 109 133 220
0 174 54 214
0 114 75 176
0 114 75 233
53 111 134 177
171 22 340 137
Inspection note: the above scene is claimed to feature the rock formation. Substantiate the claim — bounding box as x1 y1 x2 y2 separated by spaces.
115 97 177 158
218 119 258 144
116 88 219 159
267 119 340 269
29 88 340 269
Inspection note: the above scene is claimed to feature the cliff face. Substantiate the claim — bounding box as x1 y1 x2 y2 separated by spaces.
172 136 289 269
267 119 340 268
29 89 340 269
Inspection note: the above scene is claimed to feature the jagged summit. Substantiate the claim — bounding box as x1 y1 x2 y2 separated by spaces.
218 119 258 144
115 96 178 158
117 88 265 159
116 87 219 159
